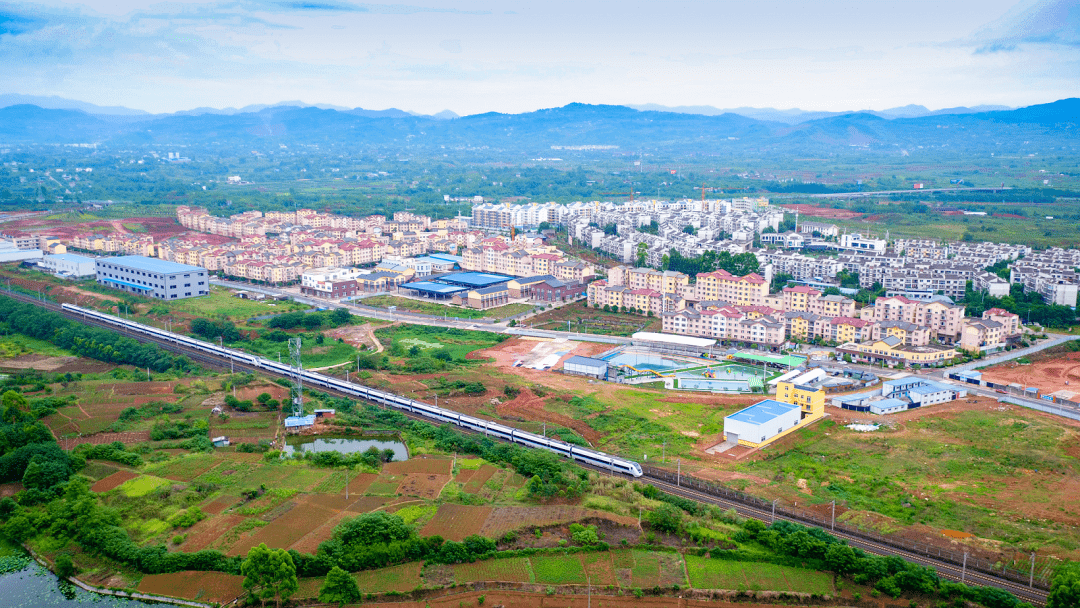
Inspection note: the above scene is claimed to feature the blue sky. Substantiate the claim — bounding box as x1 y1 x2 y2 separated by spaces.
1 0 1078 114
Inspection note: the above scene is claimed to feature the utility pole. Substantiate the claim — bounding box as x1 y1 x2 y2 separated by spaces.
1030 552 1036 588
830 500 835 530
677 458 681 487
772 498 778 523
962 551 968 583
662 440 666 463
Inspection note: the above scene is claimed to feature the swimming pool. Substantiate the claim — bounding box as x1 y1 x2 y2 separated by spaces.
603 352 689 372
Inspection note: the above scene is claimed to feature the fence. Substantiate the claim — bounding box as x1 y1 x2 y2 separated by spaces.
641 464 1052 590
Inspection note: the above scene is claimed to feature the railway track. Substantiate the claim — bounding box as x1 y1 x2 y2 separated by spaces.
17 292 1052 605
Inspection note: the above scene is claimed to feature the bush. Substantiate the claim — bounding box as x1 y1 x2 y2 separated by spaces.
54 554 75 578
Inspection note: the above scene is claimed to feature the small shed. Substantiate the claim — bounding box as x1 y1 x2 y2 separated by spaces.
284 415 316 432
314 409 336 419
211 436 230 447
869 398 909 415
562 355 608 379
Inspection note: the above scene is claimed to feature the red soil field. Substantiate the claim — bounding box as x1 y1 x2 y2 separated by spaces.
421 504 493 541
180 514 246 552
480 507 638 538
90 470 138 493
384 455 453 475
981 351 1080 395
138 571 244 604
778 204 863 219
397 474 451 499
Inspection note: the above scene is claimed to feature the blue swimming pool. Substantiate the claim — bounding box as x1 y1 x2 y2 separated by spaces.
602 352 689 371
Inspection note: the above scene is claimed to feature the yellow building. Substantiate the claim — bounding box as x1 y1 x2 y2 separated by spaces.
775 377 826 419
838 336 958 366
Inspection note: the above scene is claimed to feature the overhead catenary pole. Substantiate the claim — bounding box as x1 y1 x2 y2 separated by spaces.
1030 552 1036 588
772 498 778 524
831 500 836 531
962 551 968 583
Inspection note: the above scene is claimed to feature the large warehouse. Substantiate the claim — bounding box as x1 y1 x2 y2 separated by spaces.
723 399 803 448
95 256 209 300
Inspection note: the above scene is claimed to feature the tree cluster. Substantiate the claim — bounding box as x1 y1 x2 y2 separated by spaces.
0 297 190 373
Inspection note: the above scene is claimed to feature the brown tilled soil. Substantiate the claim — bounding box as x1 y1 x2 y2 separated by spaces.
397 473 452 499
778 204 864 219
58 431 151 450
384 455 453 475
981 351 1080 395
421 504 493 541
90 470 139 493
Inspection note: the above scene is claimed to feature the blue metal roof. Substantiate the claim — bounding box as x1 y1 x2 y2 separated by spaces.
884 377 928 389
101 277 153 291
437 272 513 287
99 255 204 274
428 253 463 263
726 400 800 425
909 381 951 394
871 398 908 410
401 281 467 295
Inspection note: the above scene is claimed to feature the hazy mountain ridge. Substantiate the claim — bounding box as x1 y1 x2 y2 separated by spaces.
627 103 1016 124
0 99 1075 153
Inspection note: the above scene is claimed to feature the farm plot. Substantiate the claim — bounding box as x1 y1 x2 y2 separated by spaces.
684 555 832 594
480 506 637 538
384 456 452 475
227 497 337 556
626 550 686 589
581 551 618 587
90 470 139 493
117 475 171 497
366 473 404 495
462 464 499 494
355 561 424 594
200 496 237 515
453 557 534 584
420 504 492 541
179 514 246 552
530 554 587 585
147 454 222 482
138 571 245 604
396 473 451 499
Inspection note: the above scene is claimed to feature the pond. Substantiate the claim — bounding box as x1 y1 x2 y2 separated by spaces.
0 559 159 607
283 435 409 461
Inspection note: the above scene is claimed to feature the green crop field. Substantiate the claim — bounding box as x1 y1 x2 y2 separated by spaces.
530 554 588 585
685 556 833 594
454 556 534 583
527 300 661 336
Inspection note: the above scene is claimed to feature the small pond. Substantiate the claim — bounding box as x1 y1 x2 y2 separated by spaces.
0 559 159 607
283 435 409 461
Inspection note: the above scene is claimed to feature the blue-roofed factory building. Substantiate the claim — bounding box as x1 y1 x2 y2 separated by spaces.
95 255 209 300
723 399 804 448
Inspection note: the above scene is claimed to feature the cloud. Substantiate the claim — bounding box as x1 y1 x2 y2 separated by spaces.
969 0 1080 53
439 38 461 53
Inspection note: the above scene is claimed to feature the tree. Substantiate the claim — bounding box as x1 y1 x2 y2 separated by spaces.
242 543 299 607
647 503 682 533
302 314 323 330
319 565 361 606
54 554 75 578
331 308 351 325
825 543 857 575
1048 562 1080 608
636 242 648 267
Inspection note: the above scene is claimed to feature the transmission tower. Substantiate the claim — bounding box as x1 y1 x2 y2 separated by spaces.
288 337 304 417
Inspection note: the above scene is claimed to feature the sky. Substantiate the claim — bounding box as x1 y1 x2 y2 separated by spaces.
1 0 1078 115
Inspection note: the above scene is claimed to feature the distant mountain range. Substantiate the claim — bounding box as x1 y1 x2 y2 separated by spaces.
0 94 459 120
626 103 1016 125
0 97 1075 154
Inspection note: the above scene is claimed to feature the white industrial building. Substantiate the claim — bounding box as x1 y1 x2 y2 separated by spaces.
723 399 802 447
40 253 97 277
95 256 209 300
562 355 608 379
832 376 967 414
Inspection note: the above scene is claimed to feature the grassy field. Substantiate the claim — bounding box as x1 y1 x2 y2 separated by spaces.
237 333 363 368
526 300 661 336
362 295 533 320
0 334 73 358
737 410 1080 554
152 285 308 321
376 323 507 360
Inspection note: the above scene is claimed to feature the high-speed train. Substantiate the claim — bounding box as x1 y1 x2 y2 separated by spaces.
62 303 643 477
